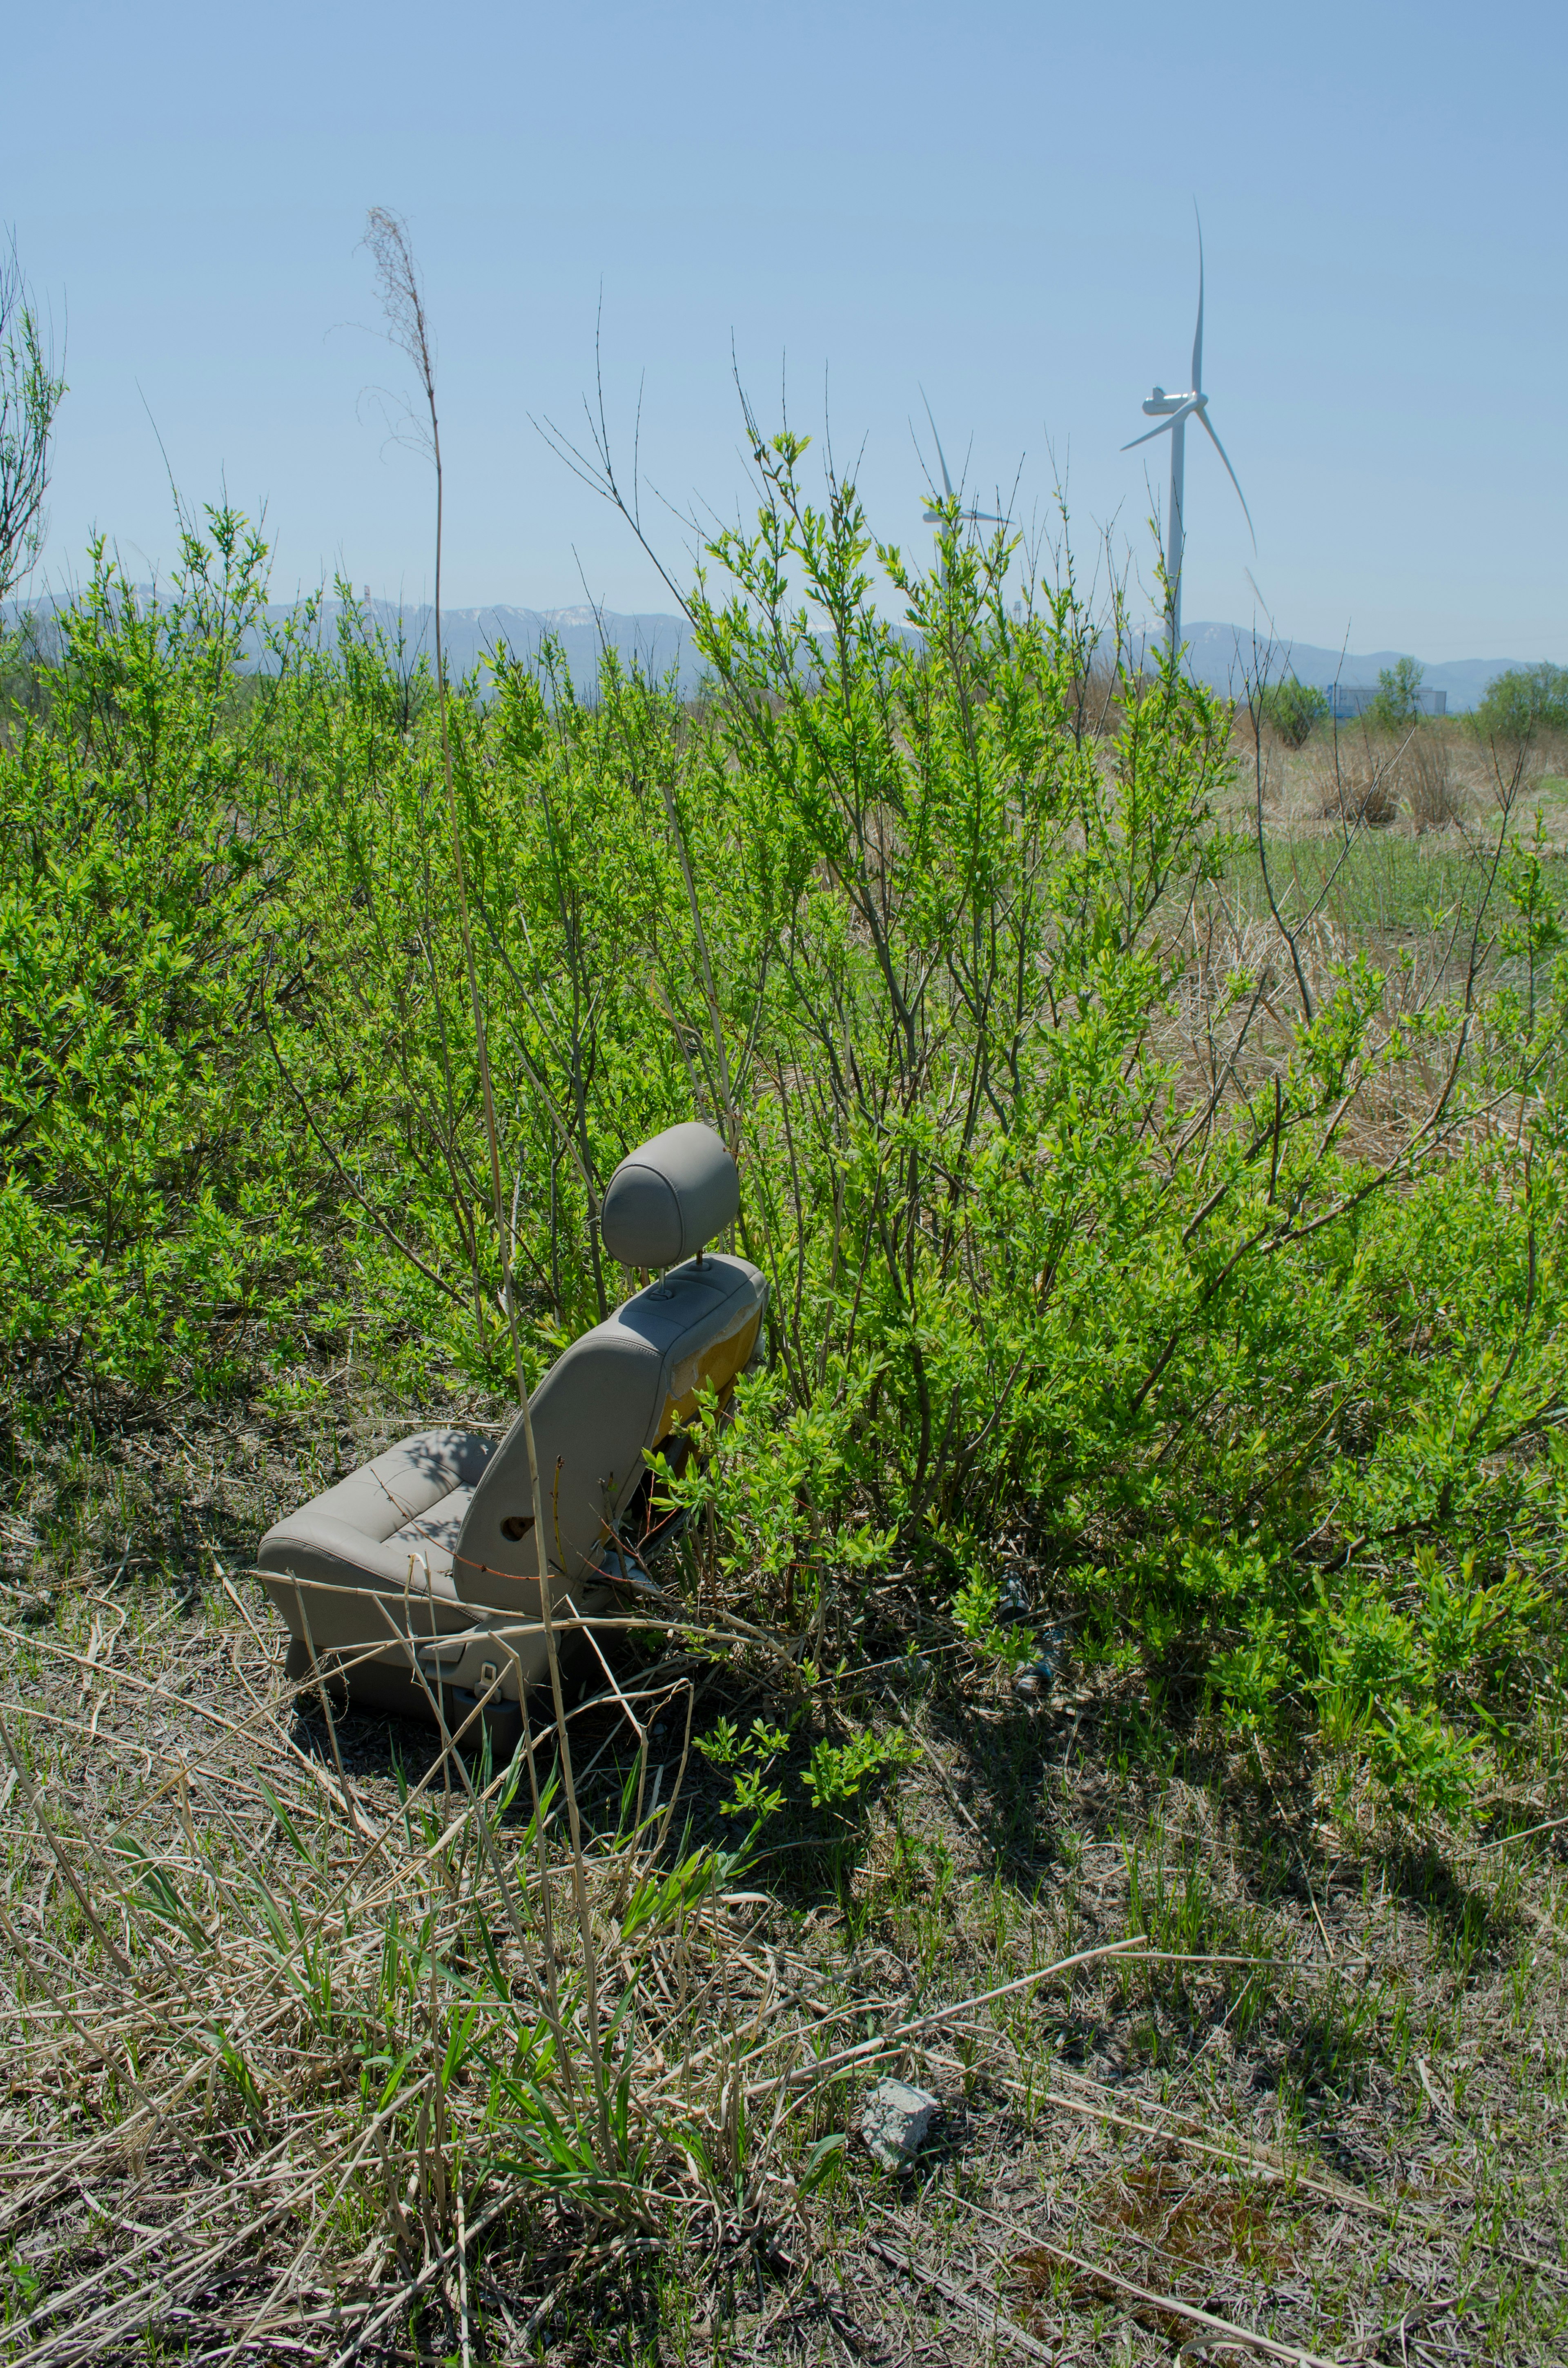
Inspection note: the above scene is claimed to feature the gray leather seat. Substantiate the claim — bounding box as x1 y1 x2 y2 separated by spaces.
257 1123 767 1728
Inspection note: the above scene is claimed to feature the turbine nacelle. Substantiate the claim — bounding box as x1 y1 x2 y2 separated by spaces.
1142 388 1195 418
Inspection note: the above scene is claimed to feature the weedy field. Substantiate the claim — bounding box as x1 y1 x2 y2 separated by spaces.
4 429 1568 2365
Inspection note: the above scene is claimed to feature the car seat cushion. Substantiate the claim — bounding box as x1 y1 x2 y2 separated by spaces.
257 1428 500 1653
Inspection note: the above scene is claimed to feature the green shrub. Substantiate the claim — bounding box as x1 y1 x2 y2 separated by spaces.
1471 660 1568 745
1368 654 1426 730
5 457 1567 1824
1257 677 1328 747
0 513 322 1406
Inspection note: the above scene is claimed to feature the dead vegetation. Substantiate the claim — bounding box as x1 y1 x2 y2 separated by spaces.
3 1382 1568 2366
1232 713 1561 842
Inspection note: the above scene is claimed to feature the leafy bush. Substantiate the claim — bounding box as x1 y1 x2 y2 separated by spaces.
4 459 1567 1824
1368 655 1426 730
1258 677 1328 747
1472 660 1568 745
0 239 67 604
0 513 322 1405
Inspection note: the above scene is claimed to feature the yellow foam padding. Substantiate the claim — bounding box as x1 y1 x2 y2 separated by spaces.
653 1309 761 1447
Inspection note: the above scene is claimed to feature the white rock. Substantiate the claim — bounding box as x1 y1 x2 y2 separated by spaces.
860 2077 942 2169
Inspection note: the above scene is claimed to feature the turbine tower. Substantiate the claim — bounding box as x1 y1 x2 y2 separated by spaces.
1124 211 1255 658
918 388 1005 582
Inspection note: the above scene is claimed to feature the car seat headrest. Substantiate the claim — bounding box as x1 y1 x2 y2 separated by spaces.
600 1122 739 1268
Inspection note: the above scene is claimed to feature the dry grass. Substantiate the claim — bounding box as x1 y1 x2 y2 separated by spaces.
4 1387 1568 2364
1153 832 1559 1202
1236 719 1559 843
1298 730 1465 834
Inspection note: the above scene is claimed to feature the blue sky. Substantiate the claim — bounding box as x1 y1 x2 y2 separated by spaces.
9 0 1564 659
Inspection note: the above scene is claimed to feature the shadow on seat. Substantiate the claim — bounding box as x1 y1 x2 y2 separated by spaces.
257 1122 767 1737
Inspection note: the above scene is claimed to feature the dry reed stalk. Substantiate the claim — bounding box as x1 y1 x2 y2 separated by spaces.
363 206 612 2154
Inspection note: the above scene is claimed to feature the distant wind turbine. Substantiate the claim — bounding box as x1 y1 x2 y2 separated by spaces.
918 388 1005 581
1124 210 1255 658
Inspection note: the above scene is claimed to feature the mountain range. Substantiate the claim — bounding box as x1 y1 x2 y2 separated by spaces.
5 593 1544 711
350 604 1539 712
1166 624 1528 712
340 600 698 692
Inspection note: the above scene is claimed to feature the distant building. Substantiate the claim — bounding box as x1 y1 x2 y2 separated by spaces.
1327 684 1448 720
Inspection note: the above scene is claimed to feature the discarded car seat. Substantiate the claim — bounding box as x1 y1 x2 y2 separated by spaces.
256 1122 766 1734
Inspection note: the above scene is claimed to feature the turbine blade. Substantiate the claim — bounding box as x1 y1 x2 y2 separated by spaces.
1122 418 1176 453
1196 406 1256 549
1243 567 1285 654
919 384 955 500
1123 395 1196 453
1191 201 1205 391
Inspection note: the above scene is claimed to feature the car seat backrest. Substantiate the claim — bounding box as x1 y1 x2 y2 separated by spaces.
455 1251 766 1600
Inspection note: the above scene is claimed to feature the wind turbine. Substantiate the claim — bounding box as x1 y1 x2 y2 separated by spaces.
918 388 1005 581
1124 211 1255 659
